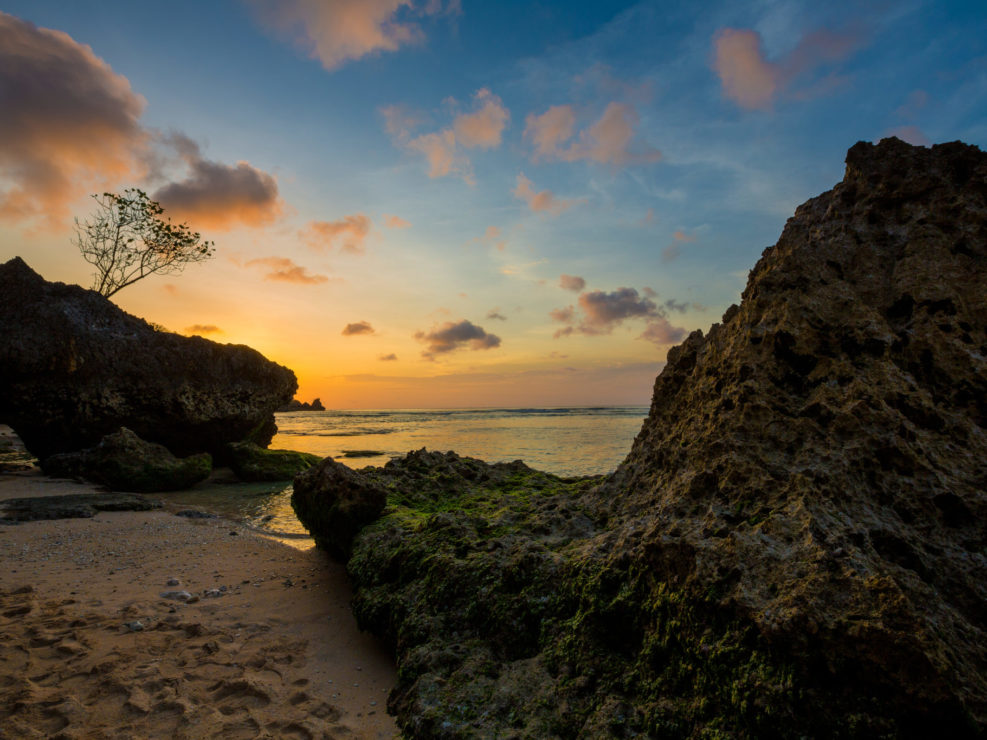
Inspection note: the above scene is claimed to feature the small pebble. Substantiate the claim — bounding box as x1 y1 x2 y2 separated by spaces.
166 577 180 587
124 621 144 632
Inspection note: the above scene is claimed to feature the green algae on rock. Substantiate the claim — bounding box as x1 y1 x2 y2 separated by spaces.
43 427 211 493
226 441 321 482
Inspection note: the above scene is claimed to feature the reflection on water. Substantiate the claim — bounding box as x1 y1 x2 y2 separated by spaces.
166 407 649 547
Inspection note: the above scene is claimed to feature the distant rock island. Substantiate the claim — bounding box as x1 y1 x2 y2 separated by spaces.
293 139 987 737
0 257 296 476
278 398 326 412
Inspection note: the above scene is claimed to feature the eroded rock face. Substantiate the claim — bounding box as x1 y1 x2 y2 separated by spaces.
0 258 297 460
42 427 211 492
310 139 987 738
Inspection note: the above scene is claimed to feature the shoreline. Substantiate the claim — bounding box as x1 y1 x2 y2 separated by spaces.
0 468 399 738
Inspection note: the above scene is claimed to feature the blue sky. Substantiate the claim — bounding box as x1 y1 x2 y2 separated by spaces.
1 1 985 406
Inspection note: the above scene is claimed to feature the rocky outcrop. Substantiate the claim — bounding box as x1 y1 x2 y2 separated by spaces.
298 139 987 738
291 456 390 559
0 258 296 460
227 441 321 482
277 398 325 412
42 427 211 492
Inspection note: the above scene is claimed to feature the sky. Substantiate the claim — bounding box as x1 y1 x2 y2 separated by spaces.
1 1 985 408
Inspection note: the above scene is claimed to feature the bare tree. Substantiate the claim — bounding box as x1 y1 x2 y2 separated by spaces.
75 189 215 298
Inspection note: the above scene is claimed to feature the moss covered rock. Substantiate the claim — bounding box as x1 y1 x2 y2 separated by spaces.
227 441 321 481
42 427 211 492
292 456 388 559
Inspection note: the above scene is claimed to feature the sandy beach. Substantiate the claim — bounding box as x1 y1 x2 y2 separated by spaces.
0 466 399 739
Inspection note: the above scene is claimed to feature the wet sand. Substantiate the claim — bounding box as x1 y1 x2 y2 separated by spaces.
0 469 399 739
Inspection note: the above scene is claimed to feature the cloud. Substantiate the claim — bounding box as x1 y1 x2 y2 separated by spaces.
639 318 687 346
559 274 586 292
0 12 148 227
246 0 456 72
153 136 283 230
301 214 372 253
184 324 223 336
513 174 581 214
550 286 687 342
884 126 930 147
378 353 399 361
452 88 509 149
673 229 696 242
662 243 680 263
895 89 928 120
486 309 507 321
342 321 375 336
413 319 501 359
524 105 575 161
245 256 329 284
523 102 660 167
713 26 862 110
385 88 508 182
383 213 411 228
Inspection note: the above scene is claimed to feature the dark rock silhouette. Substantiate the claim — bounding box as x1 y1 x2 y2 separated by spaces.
294 139 987 737
277 397 326 411
0 257 297 460
0 492 162 521
43 427 211 492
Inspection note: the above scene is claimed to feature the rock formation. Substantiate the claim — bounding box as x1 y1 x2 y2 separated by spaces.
0 258 297 460
294 139 987 738
226 441 321 482
42 427 212 492
277 398 325 412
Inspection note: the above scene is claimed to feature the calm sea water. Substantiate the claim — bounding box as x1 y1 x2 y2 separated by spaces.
164 407 648 544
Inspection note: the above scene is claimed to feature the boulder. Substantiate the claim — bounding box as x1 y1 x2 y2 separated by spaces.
291 457 388 559
0 257 297 460
324 139 987 738
43 427 211 492
0 492 162 521
227 441 321 481
277 397 326 411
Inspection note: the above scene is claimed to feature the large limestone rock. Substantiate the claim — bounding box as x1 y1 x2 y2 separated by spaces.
307 139 987 738
0 258 297 460
227 441 321 482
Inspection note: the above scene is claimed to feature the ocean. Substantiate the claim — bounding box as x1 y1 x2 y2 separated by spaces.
164 406 649 544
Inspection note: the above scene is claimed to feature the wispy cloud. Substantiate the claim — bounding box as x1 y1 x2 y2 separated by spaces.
183 324 223 336
513 174 581 215
384 88 509 182
301 214 372 253
559 274 586 292
245 256 329 284
378 352 398 361
383 213 411 228
246 0 459 72
486 309 507 321
713 26 862 110
413 319 501 359
523 102 660 166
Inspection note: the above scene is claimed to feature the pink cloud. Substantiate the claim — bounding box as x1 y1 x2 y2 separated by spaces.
639 318 687 346
713 26 863 110
413 319 501 360
559 274 586 292
408 129 462 179
184 324 223 336
523 102 660 167
673 229 696 242
342 321 375 336
245 256 329 284
884 126 930 147
0 12 148 228
452 88 509 149
513 174 581 215
383 214 411 228
247 0 456 71
301 214 372 253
